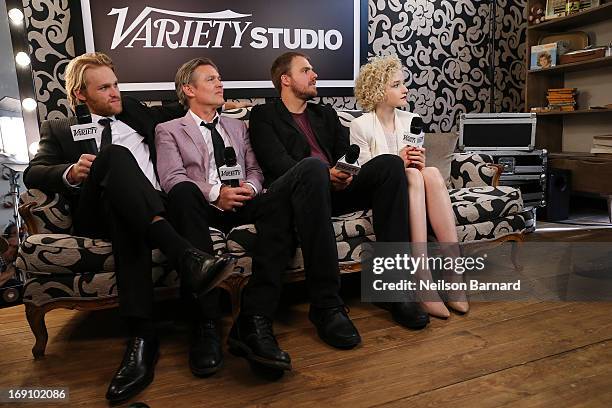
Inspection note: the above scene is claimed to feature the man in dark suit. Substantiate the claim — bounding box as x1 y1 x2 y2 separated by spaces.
156 58 293 375
247 52 430 349
23 52 229 404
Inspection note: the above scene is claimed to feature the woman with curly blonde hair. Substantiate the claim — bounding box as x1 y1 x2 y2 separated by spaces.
350 55 468 317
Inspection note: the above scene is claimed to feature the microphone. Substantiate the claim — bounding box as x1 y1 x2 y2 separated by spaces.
219 146 243 187
75 104 92 125
399 115 425 149
71 104 99 154
410 116 424 136
334 144 361 175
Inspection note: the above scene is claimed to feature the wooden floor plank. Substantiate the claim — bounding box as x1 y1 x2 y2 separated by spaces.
384 340 612 408
1 301 610 407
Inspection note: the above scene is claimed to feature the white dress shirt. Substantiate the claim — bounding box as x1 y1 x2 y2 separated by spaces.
63 114 160 191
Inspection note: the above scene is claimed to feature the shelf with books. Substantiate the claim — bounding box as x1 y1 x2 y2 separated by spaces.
528 2 612 31
528 56 612 74
535 107 612 116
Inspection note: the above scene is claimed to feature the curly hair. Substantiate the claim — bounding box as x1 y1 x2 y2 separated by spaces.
354 55 402 112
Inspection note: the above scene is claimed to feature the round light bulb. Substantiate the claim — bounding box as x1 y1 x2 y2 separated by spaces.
8 8 24 24
22 98 37 112
15 52 31 67
29 141 40 156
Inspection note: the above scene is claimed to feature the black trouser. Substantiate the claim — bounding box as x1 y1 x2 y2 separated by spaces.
72 145 166 320
166 181 295 319
266 155 410 309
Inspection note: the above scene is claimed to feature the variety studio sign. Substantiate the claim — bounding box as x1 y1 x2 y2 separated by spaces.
78 0 364 94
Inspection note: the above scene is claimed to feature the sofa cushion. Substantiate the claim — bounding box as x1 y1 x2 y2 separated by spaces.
227 233 375 279
450 186 523 225
225 210 374 254
423 132 459 185
16 229 227 275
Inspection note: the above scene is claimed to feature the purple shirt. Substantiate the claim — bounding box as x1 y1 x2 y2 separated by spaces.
291 112 330 166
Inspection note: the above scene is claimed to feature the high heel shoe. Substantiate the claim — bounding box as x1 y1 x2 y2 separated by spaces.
447 301 469 314
420 301 450 318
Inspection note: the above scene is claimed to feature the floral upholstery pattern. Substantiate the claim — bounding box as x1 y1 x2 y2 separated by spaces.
450 186 523 224
450 153 499 188
456 212 529 243
21 189 73 234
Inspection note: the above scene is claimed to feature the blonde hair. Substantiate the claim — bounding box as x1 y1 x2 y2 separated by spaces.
65 52 115 109
175 58 219 107
354 55 403 112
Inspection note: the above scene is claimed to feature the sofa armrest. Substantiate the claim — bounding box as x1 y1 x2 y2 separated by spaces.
19 190 73 235
450 153 502 188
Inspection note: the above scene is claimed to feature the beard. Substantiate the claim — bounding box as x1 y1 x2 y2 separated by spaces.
290 83 318 101
86 96 123 117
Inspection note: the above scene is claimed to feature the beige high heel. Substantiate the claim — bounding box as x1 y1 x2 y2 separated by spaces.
446 300 470 314
421 301 450 318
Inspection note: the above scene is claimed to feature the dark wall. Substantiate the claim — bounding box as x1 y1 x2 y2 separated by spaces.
25 0 527 132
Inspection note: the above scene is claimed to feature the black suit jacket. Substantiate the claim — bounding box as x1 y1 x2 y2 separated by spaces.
23 97 184 196
249 99 349 186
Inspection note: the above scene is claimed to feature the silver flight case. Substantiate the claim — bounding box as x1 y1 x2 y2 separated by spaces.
459 113 537 151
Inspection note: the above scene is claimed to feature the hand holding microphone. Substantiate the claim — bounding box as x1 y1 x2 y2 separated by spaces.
67 104 98 184
399 116 426 170
331 144 361 191
215 147 253 211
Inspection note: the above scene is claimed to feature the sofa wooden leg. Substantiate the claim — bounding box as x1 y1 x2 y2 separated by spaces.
25 303 48 359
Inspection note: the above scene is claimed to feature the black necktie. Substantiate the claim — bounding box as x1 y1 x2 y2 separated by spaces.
201 119 225 169
98 118 113 149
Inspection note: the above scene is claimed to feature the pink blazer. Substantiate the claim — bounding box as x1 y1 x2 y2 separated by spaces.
155 113 264 198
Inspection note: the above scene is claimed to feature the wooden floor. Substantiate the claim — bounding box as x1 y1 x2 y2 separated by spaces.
2 296 612 407
2 226 612 407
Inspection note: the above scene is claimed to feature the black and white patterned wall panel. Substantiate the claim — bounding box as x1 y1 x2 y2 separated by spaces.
23 0 74 120
24 0 526 132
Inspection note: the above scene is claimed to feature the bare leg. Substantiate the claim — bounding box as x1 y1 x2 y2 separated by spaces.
406 168 449 318
422 167 469 313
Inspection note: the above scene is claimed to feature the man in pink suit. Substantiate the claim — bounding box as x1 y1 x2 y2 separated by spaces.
155 58 293 377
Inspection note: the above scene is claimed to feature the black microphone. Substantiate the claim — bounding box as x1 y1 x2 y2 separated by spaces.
334 144 361 175
400 115 425 149
72 104 98 154
219 146 243 187
410 116 424 135
75 104 92 124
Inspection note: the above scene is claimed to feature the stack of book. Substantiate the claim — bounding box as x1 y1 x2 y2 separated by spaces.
547 88 577 111
590 135 612 154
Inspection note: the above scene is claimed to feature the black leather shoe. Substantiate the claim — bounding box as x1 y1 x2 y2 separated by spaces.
309 306 361 349
228 315 291 371
179 249 231 295
189 320 223 377
106 337 159 404
389 302 430 330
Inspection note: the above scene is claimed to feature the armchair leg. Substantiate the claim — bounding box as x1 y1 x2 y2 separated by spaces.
511 239 524 272
25 303 48 359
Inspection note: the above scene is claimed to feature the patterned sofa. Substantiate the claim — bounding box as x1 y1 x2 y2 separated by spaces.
16 107 531 358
